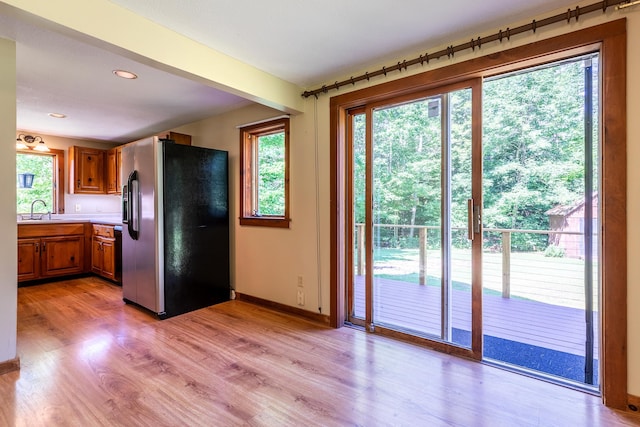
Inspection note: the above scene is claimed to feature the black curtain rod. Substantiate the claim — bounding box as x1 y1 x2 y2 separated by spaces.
301 0 628 98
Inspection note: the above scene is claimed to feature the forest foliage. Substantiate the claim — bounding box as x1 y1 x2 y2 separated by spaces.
16 153 54 215
257 132 286 216
352 56 598 252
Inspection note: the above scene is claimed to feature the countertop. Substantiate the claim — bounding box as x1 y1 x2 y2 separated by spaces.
17 214 123 228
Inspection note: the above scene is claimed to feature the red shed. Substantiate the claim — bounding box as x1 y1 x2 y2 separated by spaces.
545 194 598 259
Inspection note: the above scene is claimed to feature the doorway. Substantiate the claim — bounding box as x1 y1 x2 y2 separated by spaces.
343 53 604 390
330 21 626 407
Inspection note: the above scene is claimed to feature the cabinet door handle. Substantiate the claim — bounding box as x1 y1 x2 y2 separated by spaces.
35 242 39 253
42 242 46 252
77 179 80 189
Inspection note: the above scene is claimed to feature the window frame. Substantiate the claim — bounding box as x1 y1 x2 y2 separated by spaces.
16 148 65 214
239 117 290 228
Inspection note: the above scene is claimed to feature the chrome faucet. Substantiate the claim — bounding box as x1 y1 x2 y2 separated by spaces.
30 199 47 219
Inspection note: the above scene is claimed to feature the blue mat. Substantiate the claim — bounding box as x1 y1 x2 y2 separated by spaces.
452 328 599 385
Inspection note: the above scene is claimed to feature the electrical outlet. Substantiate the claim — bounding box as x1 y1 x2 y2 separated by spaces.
75 203 81 212
297 289 305 306
297 275 303 286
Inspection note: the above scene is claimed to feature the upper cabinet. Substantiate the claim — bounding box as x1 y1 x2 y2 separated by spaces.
106 146 122 194
69 133 189 195
69 146 105 194
158 131 192 146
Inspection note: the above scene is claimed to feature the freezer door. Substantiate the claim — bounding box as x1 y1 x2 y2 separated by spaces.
162 143 229 317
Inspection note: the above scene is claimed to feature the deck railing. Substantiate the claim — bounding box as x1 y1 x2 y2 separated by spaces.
354 224 586 299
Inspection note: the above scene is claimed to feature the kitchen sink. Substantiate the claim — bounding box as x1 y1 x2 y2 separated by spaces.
18 214 58 221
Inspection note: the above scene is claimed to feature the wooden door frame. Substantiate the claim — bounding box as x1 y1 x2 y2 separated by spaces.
329 19 627 409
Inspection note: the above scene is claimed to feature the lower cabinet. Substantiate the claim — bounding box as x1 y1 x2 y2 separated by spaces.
91 224 120 282
18 224 86 282
17 238 40 281
41 236 84 277
18 222 122 284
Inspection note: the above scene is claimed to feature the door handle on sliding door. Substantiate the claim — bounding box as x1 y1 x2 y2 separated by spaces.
467 199 481 240
467 199 474 240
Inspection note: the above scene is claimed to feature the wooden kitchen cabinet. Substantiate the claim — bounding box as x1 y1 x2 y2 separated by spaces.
69 146 105 194
91 224 118 282
40 236 84 277
157 131 192 146
117 147 122 191
17 238 40 281
18 223 86 283
106 146 123 194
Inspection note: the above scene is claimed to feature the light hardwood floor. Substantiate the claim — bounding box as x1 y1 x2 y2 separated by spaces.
2 276 639 426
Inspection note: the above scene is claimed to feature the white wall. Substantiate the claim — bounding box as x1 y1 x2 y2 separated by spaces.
16 132 121 214
0 38 17 364
179 4 640 396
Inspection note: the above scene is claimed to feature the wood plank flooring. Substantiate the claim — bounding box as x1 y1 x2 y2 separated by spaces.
2 277 639 426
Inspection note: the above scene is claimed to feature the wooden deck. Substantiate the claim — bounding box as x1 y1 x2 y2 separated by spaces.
353 276 599 357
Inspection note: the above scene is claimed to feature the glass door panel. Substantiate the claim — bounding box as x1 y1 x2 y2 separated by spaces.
371 97 443 337
481 54 600 388
369 88 473 347
448 89 473 347
350 112 366 321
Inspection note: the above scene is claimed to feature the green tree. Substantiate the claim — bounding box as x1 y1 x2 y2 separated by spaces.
17 153 53 214
350 54 596 252
482 59 591 250
257 132 285 216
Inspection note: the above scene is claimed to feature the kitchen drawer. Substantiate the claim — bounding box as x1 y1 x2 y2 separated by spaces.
18 223 85 238
93 224 115 238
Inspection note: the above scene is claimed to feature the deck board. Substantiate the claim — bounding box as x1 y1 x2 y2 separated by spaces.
352 276 600 356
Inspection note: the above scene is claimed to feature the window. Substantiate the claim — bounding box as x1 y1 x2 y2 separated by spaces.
16 149 64 215
240 118 290 228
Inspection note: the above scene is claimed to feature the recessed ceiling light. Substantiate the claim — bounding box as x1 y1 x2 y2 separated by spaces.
48 112 66 118
113 69 138 79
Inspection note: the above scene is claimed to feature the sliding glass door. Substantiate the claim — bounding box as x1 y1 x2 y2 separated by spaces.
346 53 601 389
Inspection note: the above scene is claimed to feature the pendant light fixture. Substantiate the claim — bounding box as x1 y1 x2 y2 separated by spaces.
16 134 50 152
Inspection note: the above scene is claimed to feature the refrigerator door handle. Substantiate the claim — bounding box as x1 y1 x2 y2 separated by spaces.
121 183 129 224
127 170 139 240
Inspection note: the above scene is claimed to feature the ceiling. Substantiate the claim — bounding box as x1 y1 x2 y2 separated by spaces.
0 0 578 144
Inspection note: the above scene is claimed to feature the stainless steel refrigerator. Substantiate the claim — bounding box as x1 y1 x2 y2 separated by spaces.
121 137 229 318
